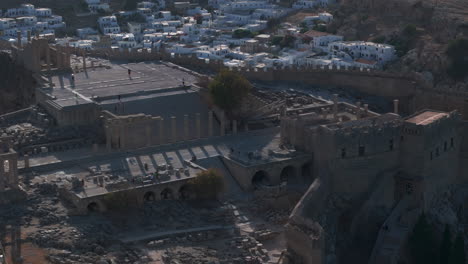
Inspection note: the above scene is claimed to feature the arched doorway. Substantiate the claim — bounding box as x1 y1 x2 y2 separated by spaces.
280 166 296 184
252 170 271 189
161 188 174 200
144 191 156 202
301 162 314 184
179 185 194 200
87 202 100 213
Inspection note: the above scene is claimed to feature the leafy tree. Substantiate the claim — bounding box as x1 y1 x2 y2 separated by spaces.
232 29 253 39
124 0 138 10
446 38 468 80
270 36 283 46
280 35 296 48
313 24 327 32
409 213 438 264
194 14 203 24
189 169 224 200
448 232 466 264
403 24 417 37
372 36 386 44
440 225 452 264
209 70 251 113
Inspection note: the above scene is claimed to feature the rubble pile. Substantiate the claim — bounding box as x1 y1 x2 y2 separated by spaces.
139 201 230 231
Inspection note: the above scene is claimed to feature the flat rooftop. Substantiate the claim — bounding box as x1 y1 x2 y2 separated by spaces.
42 62 198 109
405 111 449 126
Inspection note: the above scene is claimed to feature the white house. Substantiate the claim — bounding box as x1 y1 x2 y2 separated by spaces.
117 33 137 49
6 4 36 18
35 8 52 17
0 18 15 30
42 15 65 29
328 41 396 64
303 30 343 51
76 27 98 38
98 16 120 34
138 1 157 9
16 16 37 27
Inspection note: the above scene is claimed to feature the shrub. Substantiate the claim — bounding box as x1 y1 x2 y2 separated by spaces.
446 38 468 80
189 169 224 200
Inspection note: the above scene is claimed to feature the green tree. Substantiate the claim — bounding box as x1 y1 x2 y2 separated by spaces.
209 70 251 113
440 225 452 264
189 168 224 200
409 213 438 264
124 0 138 10
403 24 417 37
232 29 253 39
270 36 283 46
448 232 466 264
446 38 468 80
372 36 386 44
280 35 296 48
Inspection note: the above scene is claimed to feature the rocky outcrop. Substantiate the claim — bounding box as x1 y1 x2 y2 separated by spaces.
0 52 36 115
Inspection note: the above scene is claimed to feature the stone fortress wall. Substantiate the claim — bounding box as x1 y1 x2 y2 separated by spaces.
282 106 467 263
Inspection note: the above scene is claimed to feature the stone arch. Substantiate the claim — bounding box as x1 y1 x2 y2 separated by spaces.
252 170 271 189
280 165 296 184
161 188 174 200
144 191 156 201
87 202 100 212
301 162 314 184
179 184 194 200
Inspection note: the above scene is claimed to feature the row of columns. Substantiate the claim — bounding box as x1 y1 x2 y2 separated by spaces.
106 111 241 151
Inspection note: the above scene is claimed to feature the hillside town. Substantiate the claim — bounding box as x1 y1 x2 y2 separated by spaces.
0 0 468 264
0 1 396 69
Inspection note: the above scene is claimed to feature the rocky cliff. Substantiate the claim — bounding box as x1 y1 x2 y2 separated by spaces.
329 0 468 89
0 52 36 115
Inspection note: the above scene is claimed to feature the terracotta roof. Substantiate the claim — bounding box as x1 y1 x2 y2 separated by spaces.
406 111 449 125
355 58 377 65
302 30 330 38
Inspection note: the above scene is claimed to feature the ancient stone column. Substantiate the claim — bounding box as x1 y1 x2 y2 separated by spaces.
46 46 51 72
56 50 63 70
0 160 4 191
146 124 152 147
184 114 189 141
120 123 126 149
220 111 225 136
208 111 213 137
232 120 237 134
62 52 68 69
333 94 338 121
159 118 164 144
356 102 361 120
171 116 177 142
24 154 30 169
9 158 18 187
65 43 71 68
82 50 87 70
196 113 201 139
393 99 399 115
105 125 112 151
16 31 21 48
